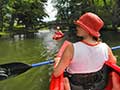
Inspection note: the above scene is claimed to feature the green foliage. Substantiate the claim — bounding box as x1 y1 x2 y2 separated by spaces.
52 0 120 30
12 0 48 29
0 0 48 32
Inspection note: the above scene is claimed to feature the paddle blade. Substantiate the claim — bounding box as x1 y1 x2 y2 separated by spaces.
0 62 32 80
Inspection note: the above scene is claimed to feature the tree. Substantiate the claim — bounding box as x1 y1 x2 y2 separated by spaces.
0 0 9 31
0 0 48 33
9 0 48 30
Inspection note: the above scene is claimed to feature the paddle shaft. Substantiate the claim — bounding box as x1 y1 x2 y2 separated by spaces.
31 60 54 67
111 46 120 50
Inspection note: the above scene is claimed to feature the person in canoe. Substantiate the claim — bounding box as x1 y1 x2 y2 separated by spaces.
52 26 64 40
52 12 118 90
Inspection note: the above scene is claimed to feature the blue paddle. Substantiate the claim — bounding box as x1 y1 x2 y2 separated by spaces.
0 46 120 81
111 46 120 50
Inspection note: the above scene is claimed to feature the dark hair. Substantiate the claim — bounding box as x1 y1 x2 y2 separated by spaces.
92 36 101 42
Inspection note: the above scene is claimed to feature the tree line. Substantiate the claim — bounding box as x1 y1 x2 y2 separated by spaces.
0 0 120 35
52 0 120 31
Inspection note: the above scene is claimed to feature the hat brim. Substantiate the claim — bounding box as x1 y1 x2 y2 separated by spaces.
74 20 100 38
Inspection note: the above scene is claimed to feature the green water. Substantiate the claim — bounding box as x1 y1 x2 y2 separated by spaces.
0 37 54 90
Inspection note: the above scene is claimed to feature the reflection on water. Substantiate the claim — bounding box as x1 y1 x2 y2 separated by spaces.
36 30 58 51
0 30 56 90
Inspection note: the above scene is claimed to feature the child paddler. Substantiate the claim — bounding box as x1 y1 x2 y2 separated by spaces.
52 12 118 90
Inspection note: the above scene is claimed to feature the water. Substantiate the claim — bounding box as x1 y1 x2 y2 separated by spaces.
0 30 119 90
0 30 57 90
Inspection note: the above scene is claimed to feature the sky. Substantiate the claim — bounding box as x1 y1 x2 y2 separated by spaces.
43 0 57 22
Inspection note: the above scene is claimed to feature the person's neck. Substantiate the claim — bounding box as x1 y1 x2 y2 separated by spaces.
82 36 98 44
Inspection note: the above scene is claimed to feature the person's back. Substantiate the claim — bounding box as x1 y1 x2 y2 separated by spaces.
65 41 111 90
67 41 108 74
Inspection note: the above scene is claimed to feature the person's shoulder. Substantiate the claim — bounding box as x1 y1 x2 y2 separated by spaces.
63 42 74 56
100 42 110 48
62 40 73 49
64 40 71 45
66 42 73 50
59 40 72 53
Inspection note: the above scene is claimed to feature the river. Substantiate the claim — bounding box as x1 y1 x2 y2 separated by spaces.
0 30 57 90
